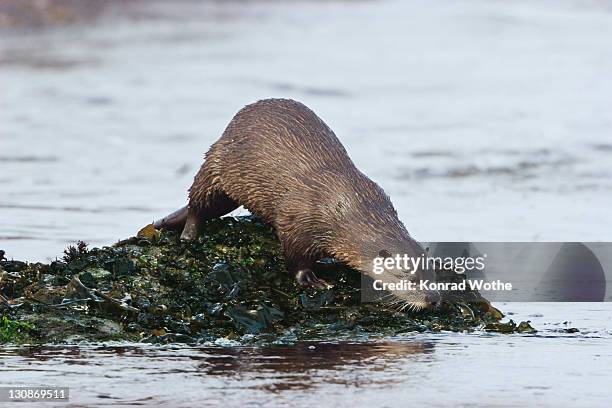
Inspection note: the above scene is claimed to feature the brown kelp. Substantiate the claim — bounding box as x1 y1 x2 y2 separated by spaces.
0 216 534 344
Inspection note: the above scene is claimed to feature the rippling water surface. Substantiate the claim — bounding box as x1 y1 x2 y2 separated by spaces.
1 0 612 406
0 303 610 407
2 0 612 261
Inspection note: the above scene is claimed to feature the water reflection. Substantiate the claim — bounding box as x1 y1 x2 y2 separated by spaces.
0 341 435 402
1 303 612 406
196 342 434 391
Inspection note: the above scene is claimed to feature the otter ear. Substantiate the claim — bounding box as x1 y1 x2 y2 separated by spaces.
378 250 391 258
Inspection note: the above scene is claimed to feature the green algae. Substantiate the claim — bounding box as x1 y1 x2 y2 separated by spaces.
0 216 528 345
0 316 34 344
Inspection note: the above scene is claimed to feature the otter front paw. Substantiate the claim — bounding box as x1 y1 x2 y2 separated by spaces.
295 269 333 290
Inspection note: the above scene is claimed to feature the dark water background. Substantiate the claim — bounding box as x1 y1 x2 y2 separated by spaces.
1 1 612 406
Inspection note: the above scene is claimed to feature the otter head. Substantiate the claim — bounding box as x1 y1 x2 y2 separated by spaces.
329 214 441 311
324 181 441 311
368 245 441 311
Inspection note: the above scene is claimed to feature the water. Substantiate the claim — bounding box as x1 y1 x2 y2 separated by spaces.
0 303 610 407
1 0 612 406
2 0 612 261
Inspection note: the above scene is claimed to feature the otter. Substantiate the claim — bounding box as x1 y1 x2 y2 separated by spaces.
154 99 440 310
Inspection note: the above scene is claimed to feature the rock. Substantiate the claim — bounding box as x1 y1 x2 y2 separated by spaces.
0 216 513 344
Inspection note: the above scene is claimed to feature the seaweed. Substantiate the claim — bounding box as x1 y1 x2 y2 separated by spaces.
0 316 34 344
0 216 532 344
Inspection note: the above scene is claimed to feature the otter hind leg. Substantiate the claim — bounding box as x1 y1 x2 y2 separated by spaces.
180 190 239 241
153 205 188 231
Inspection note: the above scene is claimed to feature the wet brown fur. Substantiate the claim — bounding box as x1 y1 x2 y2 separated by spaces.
155 99 438 307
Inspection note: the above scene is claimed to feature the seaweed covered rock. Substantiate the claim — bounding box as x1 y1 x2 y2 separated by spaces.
0 216 529 344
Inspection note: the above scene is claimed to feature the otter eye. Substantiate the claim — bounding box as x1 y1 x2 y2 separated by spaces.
378 250 391 258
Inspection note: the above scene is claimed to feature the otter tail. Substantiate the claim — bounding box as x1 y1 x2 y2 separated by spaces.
153 205 188 231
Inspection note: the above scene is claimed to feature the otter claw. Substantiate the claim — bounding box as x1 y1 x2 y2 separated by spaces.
295 269 332 290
